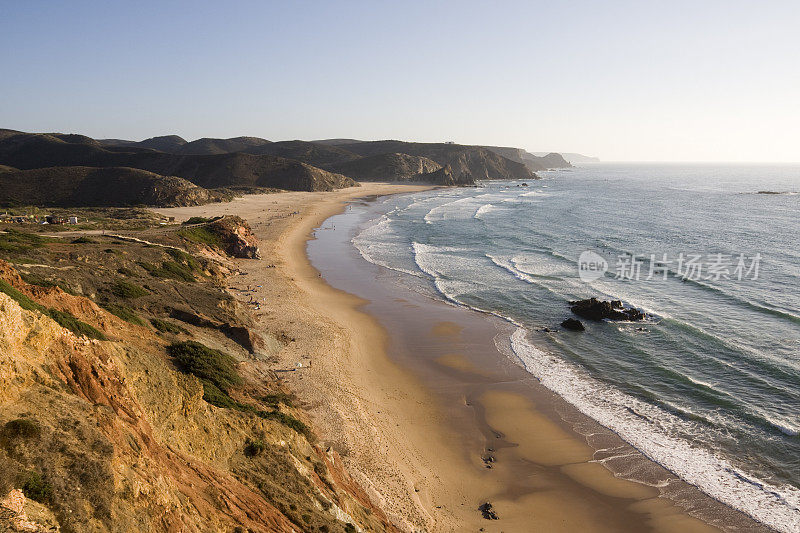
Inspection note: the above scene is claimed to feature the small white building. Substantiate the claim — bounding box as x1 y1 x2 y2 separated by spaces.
68 216 79 224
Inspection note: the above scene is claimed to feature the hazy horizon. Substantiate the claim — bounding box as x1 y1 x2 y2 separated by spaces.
2 1 799 162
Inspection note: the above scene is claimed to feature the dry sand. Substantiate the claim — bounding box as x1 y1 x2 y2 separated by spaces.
154 184 731 532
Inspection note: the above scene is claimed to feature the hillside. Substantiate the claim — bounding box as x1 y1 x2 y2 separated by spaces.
522 152 571 170
533 151 599 163
481 145 572 171
325 152 441 181
176 136 272 155
244 140 361 168
0 166 227 207
311 138 366 145
335 140 537 182
146 152 357 191
100 135 188 152
0 131 356 192
0 227 392 532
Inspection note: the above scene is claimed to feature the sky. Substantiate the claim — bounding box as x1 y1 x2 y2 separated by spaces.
1 0 799 162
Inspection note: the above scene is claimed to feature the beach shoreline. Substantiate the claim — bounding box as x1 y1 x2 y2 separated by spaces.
154 183 766 532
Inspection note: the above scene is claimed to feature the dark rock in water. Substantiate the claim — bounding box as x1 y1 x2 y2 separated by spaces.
569 297 646 321
478 502 499 520
561 318 585 331
520 182 529 187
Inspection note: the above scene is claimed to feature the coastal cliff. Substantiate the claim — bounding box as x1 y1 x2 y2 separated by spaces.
0 129 565 204
0 220 394 532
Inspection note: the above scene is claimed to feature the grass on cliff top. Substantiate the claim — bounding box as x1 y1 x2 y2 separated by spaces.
182 216 222 225
0 279 106 340
178 225 221 247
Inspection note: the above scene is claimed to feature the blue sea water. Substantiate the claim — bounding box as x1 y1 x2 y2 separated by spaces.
350 163 800 531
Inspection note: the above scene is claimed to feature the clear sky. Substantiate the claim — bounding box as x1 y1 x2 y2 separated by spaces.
2 1 798 161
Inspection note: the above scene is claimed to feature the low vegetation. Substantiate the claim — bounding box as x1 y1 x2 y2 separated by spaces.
21 471 53 503
244 438 266 457
261 393 294 408
2 419 40 440
167 341 311 436
47 308 107 340
0 279 106 340
0 229 48 253
183 216 221 225
103 304 145 326
150 317 188 335
178 225 221 247
109 279 149 298
167 341 242 392
137 260 196 282
166 247 201 271
19 272 77 294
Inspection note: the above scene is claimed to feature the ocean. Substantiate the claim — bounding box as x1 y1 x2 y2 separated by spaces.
347 163 799 531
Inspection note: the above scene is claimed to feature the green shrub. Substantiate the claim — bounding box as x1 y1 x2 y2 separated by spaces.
261 393 294 408
244 438 266 457
116 267 136 277
21 471 53 503
47 309 107 340
103 304 145 326
150 318 188 335
19 273 77 295
0 279 46 312
158 261 196 282
138 260 196 282
262 411 310 437
109 279 149 298
0 229 47 253
165 248 201 272
167 341 241 392
200 379 240 408
2 419 40 439
0 280 104 339
71 236 96 244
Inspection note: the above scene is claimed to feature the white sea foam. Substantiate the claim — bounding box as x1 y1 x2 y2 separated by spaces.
424 193 505 224
510 328 800 532
350 186 800 531
473 204 496 220
351 215 424 278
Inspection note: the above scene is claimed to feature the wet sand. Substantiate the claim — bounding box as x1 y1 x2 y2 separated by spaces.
155 184 766 532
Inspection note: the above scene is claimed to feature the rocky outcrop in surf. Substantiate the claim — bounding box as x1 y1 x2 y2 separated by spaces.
569 298 647 321
561 318 586 331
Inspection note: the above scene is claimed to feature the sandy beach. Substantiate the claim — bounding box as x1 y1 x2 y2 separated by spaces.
154 183 760 532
